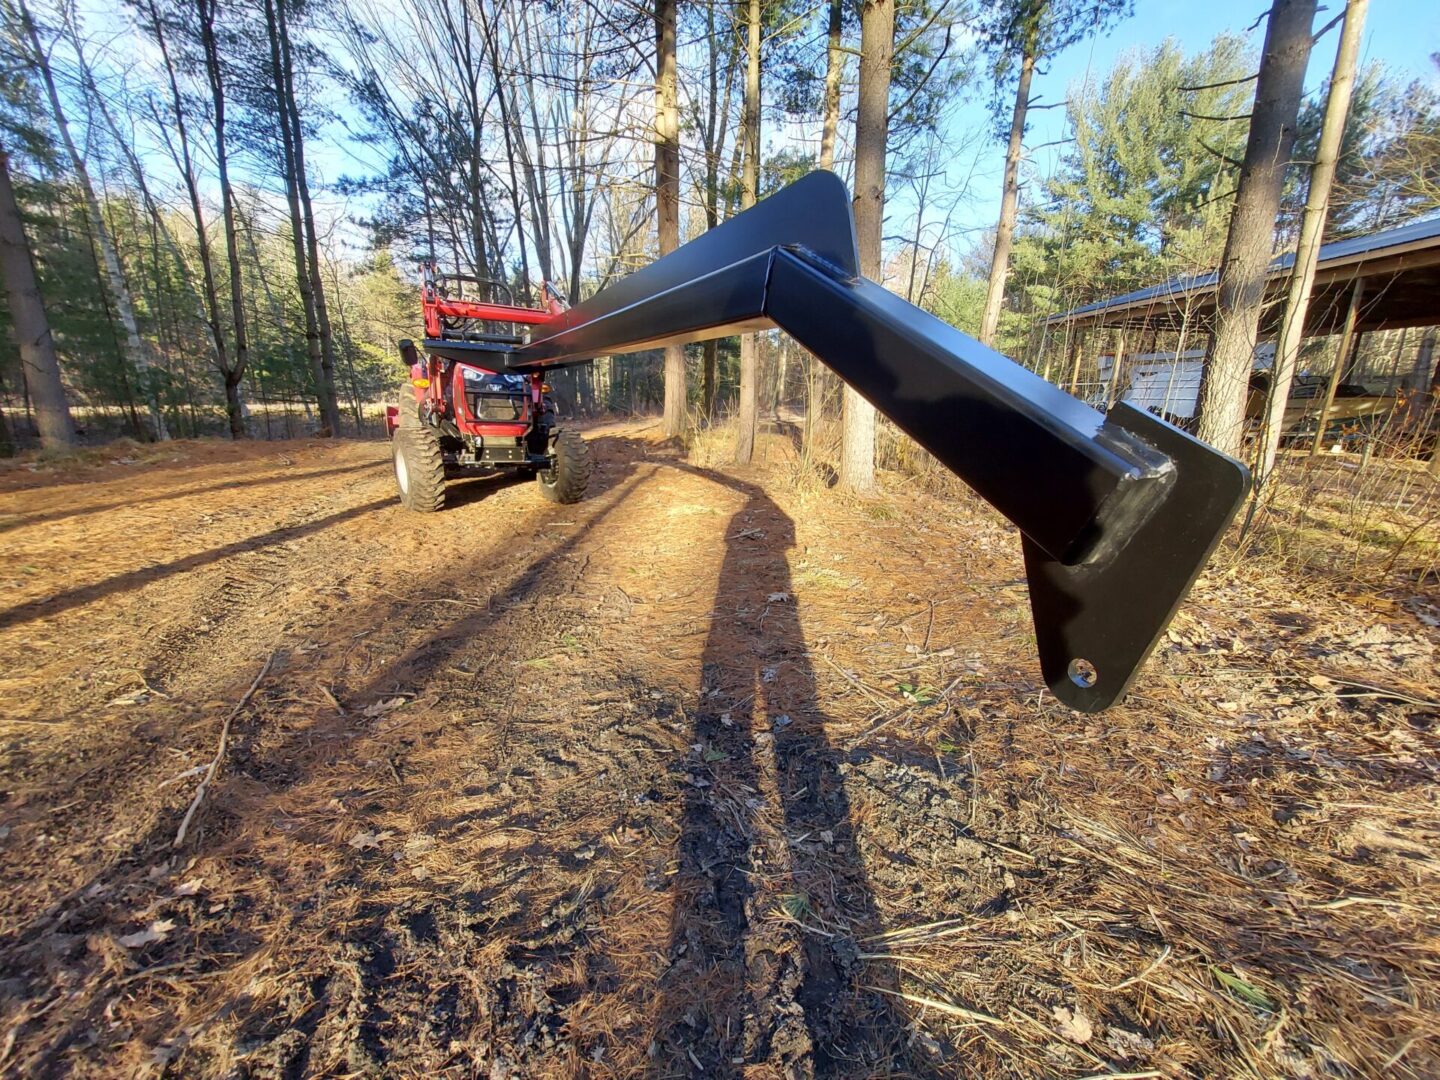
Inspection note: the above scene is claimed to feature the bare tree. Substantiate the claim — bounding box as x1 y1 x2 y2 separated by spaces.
840 0 894 494
689 0 740 419
1196 0 1316 457
976 1 1131 348
261 0 340 436
656 0 684 436
339 0 503 280
978 13 1037 346
139 0 230 394
734 0 761 464
275 0 343 435
0 146 76 449
195 0 251 437
1257 0 1366 481
19 0 167 439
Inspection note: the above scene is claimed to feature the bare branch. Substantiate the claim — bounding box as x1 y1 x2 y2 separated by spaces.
1181 110 1253 122
1178 72 1259 92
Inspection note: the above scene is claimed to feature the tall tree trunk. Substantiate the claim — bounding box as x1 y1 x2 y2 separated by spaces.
22 0 167 440
978 17 1038 348
1196 0 1316 457
734 0 762 464
655 0 685 436
275 0 342 436
146 0 228 385
841 0 893 494
197 0 249 438
1256 0 1367 484
819 0 843 171
698 0 738 421
0 148 75 450
806 0 844 449
263 0 333 436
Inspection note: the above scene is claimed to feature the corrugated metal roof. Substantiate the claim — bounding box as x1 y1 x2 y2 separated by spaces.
1050 215 1440 322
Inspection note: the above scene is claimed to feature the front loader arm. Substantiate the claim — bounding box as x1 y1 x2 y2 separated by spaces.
507 171 1249 711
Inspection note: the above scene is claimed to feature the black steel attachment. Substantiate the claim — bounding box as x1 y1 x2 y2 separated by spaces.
506 171 1249 711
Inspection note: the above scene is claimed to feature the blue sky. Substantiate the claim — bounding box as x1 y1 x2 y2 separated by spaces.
927 0 1440 244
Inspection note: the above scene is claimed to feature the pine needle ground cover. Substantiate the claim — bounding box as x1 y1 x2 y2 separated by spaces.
0 424 1434 1077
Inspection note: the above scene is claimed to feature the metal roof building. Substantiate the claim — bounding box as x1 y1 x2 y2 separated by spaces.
1047 216 1440 337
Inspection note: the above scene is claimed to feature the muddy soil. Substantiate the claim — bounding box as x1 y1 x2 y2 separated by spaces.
0 425 1436 1078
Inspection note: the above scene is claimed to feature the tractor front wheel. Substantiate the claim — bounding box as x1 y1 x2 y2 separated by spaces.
538 430 590 504
393 422 445 512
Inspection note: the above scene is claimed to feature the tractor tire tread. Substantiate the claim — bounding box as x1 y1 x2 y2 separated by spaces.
538 430 590 504
393 422 446 512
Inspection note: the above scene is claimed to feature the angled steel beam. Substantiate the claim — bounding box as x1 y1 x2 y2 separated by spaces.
506 171 1249 711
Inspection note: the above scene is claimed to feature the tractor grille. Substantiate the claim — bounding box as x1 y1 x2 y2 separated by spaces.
470 393 526 422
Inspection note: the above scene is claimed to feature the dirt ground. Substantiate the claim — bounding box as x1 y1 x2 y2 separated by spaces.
0 423 1436 1079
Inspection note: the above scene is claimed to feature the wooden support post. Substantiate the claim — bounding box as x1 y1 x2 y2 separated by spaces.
1309 277 1364 456
1106 327 1128 408
1064 329 1083 394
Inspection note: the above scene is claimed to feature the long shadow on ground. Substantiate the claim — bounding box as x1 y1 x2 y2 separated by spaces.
0 437 935 1077
0 460 386 534
0 498 396 631
651 460 928 1077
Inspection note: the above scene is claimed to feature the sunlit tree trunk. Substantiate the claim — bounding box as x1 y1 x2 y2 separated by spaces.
656 0 685 436
841 0 893 494
144 0 229 394
820 0 843 171
806 0 845 453
1196 0 1316 457
695 0 740 421
734 0 761 464
263 0 336 436
0 148 75 450
196 0 250 438
978 16 1038 348
1257 0 1366 483
276 0 343 436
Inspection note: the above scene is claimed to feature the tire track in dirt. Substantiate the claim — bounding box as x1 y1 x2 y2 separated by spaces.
0 433 691 1076
5 429 1440 1078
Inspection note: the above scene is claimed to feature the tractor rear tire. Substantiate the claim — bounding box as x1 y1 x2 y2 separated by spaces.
393 423 445 512
538 430 590 504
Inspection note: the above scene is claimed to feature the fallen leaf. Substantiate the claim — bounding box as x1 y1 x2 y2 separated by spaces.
174 878 205 897
1052 1005 1093 1044
348 830 393 850
363 697 407 718
119 919 176 949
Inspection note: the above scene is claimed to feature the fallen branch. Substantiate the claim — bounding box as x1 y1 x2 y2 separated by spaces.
864 984 1003 1025
173 651 276 849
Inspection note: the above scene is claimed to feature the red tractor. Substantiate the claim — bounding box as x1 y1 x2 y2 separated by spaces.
388 263 590 512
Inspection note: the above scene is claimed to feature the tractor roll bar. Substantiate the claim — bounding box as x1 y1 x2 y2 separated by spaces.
504 171 1248 711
